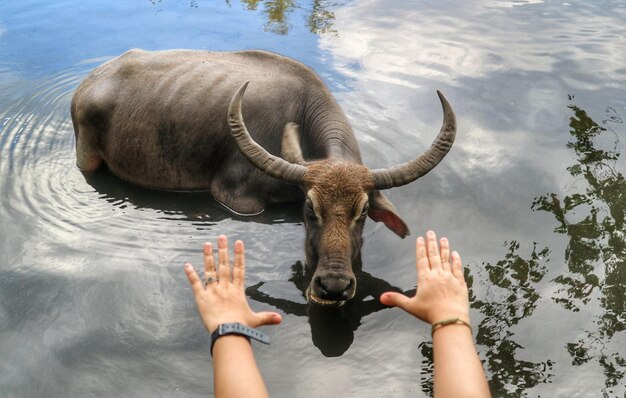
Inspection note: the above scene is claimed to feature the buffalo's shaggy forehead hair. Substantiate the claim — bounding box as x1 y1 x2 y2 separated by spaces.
305 162 373 201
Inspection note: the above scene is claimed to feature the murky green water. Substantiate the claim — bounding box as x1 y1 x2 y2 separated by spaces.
1 1 625 397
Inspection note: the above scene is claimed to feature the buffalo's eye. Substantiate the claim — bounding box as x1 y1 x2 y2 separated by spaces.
305 199 316 219
360 203 369 218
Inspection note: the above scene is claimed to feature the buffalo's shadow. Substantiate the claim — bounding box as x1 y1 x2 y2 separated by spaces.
247 261 415 357
83 166 303 224
85 167 412 356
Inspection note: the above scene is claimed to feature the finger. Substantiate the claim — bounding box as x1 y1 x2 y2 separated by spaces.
254 311 282 327
203 242 216 274
217 235 231 282
415 236 429 275
184 263 204 295
426 230 443 270
233 240 245 286
440 237 451 272
380 291 411 310
451 251 465 283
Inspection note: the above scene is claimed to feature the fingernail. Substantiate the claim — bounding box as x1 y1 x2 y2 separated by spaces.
218 235 227 246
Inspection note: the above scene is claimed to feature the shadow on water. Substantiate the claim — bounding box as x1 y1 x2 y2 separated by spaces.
247 261 414 357
83 166 304 224
86 166 415 358
417 98 625 397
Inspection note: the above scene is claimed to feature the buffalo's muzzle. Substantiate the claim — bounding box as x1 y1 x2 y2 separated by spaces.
308 272 356 306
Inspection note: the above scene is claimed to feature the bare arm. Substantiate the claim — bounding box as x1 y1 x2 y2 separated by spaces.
212 335 268 398
380 231 491 398
184 236 282 398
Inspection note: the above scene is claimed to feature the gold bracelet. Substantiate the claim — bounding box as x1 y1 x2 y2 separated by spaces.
431 317 472 337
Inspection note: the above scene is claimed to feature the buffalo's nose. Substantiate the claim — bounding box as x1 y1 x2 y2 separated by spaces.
314 274 355 301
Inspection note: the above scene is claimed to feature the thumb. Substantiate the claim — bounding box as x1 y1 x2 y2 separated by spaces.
254 311 283 327
184 263 204 296
380 291 411 310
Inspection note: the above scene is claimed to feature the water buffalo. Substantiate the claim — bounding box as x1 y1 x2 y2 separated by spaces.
71 49 456 306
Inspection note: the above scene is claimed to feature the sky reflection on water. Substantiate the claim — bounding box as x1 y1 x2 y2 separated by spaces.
1 0 625 397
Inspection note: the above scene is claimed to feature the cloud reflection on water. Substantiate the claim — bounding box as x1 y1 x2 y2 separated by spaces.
1 0 626 396
315 1 626 396
317 0 626 177
320 0 626 82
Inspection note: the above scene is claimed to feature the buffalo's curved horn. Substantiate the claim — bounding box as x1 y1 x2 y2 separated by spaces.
371 91 456 189
228 81 307 184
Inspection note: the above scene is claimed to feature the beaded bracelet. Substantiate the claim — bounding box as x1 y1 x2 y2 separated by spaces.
431 317 472 337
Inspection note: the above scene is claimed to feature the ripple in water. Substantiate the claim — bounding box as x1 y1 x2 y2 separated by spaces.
0 63 304 271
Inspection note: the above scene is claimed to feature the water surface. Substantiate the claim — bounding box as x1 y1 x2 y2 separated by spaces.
1 1 625 397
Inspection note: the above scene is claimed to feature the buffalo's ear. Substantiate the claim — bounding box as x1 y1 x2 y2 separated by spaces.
368 190 410 238
281 123 305 164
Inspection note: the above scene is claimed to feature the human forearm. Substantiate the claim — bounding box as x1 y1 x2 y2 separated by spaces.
432 325 490 398
185 237 281 398
380 232 491 398
213 335 269 398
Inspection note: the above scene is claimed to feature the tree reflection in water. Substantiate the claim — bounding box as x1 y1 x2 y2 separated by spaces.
238 0 338 35
148 0 339 35
532 97 625 396
418 98 624 397
473 242 554 396
418 242 554 397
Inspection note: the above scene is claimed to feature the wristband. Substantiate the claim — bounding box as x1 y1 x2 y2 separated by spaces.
431 317 472 337
210 322 270 356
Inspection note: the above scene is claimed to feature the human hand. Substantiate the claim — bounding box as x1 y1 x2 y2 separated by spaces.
380 231 470 325
184 235 282 333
